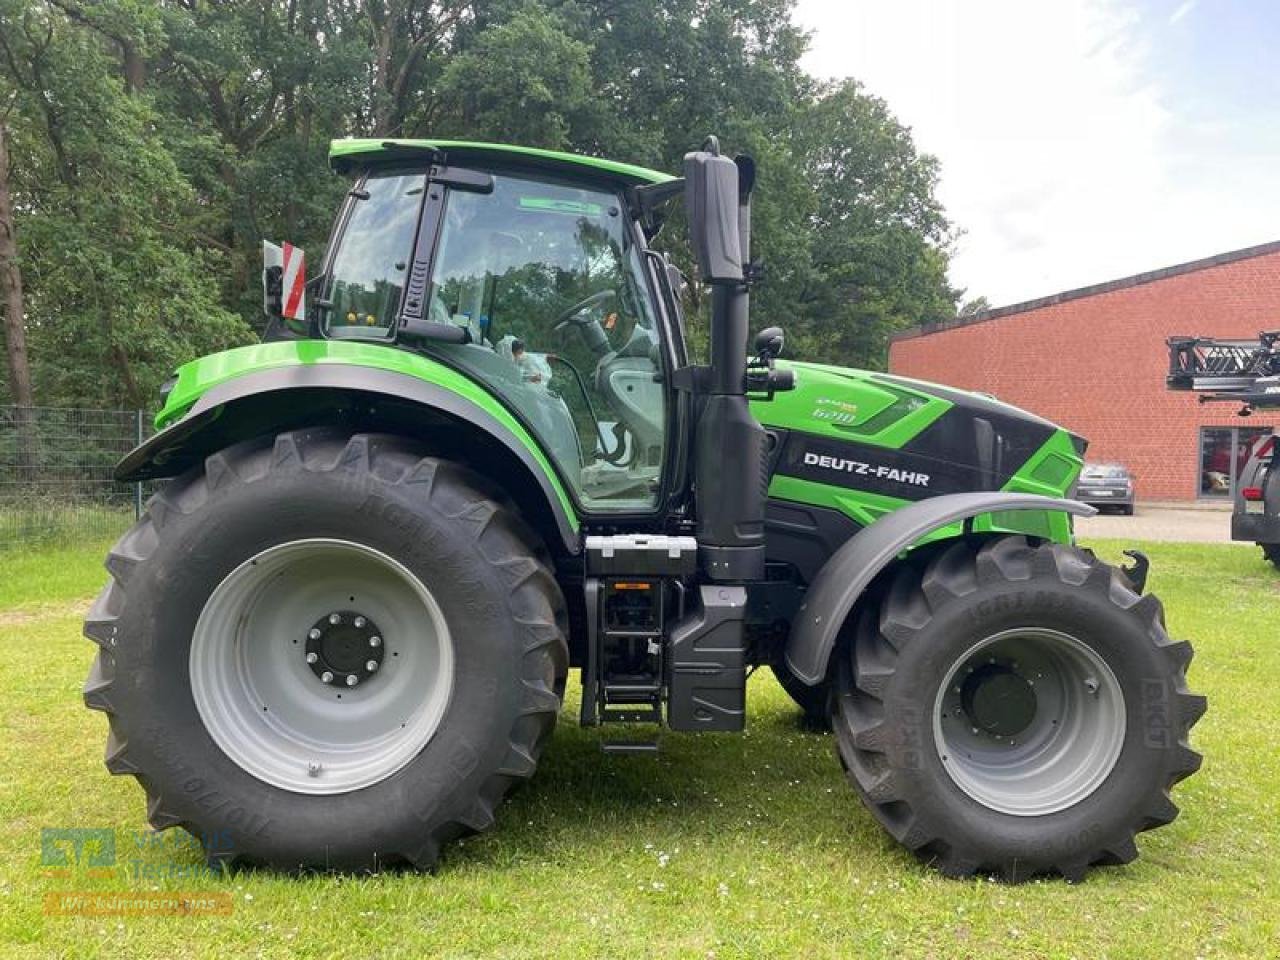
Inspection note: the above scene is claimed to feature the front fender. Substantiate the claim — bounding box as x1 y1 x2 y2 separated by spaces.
784 492 1096 685
118 351 581 554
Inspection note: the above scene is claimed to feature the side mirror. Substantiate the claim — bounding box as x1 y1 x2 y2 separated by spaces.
683 139 743 284
262 241 283 318
755 326 785 360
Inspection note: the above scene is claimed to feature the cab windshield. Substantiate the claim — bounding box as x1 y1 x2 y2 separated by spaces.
323 171 425 337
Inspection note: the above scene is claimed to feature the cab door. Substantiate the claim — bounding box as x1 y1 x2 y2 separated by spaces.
416 170 674 512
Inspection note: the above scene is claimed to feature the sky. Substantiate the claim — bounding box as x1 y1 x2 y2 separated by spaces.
793 0 1280 308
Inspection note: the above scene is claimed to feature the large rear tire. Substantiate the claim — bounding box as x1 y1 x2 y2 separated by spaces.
83 430 568 871
1262 542 1280 569
833 535 1205 882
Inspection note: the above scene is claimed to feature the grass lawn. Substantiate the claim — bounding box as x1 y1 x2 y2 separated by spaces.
1 538 1277 958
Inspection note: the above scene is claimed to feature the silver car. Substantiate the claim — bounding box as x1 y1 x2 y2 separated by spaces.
1074 462 1135 514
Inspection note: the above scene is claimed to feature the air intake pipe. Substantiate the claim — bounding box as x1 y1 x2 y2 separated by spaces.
683 138 766 581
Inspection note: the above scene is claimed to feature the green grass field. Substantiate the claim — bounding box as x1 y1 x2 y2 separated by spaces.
1 538 1277 958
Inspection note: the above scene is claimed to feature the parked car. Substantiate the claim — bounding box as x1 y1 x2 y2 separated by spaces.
1075 462 1136 514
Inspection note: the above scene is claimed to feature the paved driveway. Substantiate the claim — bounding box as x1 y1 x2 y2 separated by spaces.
1073 503 1235 543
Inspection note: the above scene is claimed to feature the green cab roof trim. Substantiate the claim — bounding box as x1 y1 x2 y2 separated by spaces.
328 138 675 185
156 339 579 528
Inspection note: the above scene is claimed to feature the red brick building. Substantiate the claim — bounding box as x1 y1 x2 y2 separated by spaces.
889 241 1280 502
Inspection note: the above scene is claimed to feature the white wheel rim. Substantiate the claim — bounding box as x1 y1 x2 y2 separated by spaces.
190 538 454 795
932 627 1126 816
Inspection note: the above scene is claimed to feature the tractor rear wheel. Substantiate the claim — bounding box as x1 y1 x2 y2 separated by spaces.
83 430 568 871
833 535 1205 882
1262 542 1280 569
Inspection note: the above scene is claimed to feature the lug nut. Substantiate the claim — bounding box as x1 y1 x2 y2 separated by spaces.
346 674 358 687
306 652 318 664
308 628 321 640
366 660 378 672
354 616 367 628
308 762 322 777
369 636 382 648
329 613 342 625
1085 677 1099 694
321 671 334 684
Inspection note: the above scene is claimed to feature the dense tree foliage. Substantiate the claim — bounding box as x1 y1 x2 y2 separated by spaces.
0 0 960 409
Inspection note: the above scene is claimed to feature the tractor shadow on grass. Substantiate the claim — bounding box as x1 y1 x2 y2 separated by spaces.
438 690 913 874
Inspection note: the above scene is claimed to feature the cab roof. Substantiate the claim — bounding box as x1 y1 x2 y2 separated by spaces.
329 138 674 186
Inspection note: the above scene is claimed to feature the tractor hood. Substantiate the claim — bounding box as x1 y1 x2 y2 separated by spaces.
752 361 1086 503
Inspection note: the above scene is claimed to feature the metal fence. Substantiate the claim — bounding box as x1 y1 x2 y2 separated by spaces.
0 406 150 549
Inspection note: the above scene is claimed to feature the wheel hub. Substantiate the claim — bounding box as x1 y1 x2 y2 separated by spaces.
305 610 383 687
960 663 1037 738
932 627 1126 816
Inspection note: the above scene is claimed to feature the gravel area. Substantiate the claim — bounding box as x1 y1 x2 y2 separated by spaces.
1073 503 1237 543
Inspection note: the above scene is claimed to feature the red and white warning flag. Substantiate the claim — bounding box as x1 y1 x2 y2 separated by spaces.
281 241 306 321
262 240 307 324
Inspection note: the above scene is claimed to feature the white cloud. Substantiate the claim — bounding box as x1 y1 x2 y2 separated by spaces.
793 0 1280 307
1169 0 1196 25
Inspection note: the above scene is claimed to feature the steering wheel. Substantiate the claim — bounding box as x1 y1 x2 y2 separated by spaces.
552 289 616 332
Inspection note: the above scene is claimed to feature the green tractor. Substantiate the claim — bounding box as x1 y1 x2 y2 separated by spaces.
85 136 1204 882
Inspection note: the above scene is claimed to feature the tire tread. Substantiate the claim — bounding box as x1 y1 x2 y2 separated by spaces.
82 429 569 872
833 535 1205 882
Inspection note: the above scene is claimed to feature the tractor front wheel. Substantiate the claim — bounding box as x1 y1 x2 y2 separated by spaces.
83 430 568 870
833 535 1205 882
1262 542 1280 569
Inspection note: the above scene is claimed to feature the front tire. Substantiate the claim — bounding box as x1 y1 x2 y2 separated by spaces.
833 536 1205 882
83 430 568 870
1262 542 1280 569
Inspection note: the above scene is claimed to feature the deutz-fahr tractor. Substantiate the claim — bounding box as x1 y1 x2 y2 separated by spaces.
84 136 1205 882
1168 330 1280 567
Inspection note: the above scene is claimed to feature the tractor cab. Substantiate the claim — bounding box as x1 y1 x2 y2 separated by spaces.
303 140 688 511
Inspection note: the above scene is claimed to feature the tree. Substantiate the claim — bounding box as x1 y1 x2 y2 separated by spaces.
776 80 957 367
0 0 959 409
439 6 591 148
0 111 38 476
0 0 252 408
958 295 991 319
358 0 473 135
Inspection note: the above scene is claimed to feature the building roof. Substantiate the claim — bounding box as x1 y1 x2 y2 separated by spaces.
328 138 674 186
894 238 1280 342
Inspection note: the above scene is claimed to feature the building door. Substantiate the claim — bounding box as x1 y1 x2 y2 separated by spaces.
1199 426 1275 498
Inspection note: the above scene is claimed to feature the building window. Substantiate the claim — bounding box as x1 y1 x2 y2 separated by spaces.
1199 426 1274 498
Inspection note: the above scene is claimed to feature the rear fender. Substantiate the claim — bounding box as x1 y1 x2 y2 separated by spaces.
783 492 1096 685
117 365 582 555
